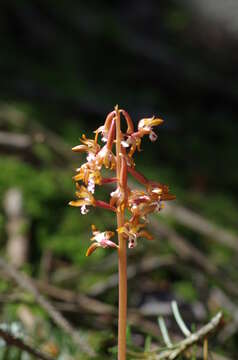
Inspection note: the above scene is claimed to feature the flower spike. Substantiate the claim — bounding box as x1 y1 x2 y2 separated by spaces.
70 107 175 360
70 108 174 249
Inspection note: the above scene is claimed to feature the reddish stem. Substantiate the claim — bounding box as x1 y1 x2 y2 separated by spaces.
104 110 116 130
120 109 134 134
95 200 116 212
116 106 127 360
107 119 116 150
127 166 149 186
101 177 117 184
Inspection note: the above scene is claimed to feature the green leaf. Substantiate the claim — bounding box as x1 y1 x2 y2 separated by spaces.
126 325 132 346
144 335 151 352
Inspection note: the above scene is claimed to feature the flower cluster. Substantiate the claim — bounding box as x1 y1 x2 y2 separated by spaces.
70 108 175 255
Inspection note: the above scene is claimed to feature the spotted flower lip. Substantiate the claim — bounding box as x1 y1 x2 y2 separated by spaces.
117 219 153 249
128 190 156 219
69 184 95 214
86 225 118 256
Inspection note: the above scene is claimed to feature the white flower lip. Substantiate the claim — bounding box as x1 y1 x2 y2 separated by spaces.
81 205 89 214
87 178 95 194
110 188 120 198
121 140 130 148
94 232 106 243
87 153 96 162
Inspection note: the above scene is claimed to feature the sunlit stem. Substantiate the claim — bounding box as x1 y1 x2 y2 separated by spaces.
95 200 116 212
101 177 117 184
115 105 127 360
120 109 134 134
127 166 149 186
106 119 116 150
104 110 116 130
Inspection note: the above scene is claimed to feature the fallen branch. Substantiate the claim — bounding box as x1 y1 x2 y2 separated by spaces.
210 287 238 343
129 312 223 360
153 219 238 299
0 131 32 151
0 328 54 360
36 280 116 316
88 255 175 296
151 218 217 275
158 312 223 360
0 257 94 356
164 203 238 252
37 280 175 319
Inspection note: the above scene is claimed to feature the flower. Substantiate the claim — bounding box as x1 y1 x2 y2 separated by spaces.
110 154 128 212
95 145 116 170
147 181 176 202
95 125 108 143
72 134 100 160
69 184 96 214
73 163 102 193
128 184 175 220
128 189 154 220
117 219 153 248
110 186 127 212
121 134 142 158
138 117 163 142
94 120 117 170
120 116 163 159
72 133 104 193
86 225 118 256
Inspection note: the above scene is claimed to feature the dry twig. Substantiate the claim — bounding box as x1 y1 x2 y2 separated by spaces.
164 203 238 252
130 312 223 360
157 312 222 360
211 287 238 343
0 328 54 360
0 257 94 356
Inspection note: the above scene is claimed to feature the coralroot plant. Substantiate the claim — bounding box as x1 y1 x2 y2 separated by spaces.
69 106 175 359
